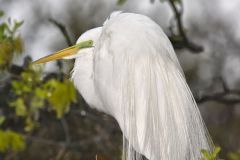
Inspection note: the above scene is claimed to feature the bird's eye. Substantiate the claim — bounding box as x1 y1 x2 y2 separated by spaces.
89 40 93 45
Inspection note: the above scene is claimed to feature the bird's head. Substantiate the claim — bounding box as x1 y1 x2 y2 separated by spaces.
33 27 102 64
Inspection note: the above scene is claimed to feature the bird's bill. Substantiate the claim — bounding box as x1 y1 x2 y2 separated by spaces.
33 40 93 64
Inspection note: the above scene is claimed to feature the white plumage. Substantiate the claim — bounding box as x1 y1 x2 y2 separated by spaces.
35 11 214 160
71 12 214 160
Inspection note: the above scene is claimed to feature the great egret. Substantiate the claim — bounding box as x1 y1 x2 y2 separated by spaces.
34 12 214 160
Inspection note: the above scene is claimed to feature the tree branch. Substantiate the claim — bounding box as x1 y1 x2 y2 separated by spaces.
196 78 240 105
25 135 65 147
167 0 203 53
196 92 240 105
25 134 107 149
49 18 73 46
60 117 71 146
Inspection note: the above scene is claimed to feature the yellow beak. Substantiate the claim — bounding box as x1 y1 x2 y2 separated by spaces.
33 40 93 64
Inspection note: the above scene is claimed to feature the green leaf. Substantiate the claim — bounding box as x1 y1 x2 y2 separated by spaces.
0 10 4 17
46 79 76 118
212 147 221 158
117 0 127 5
0 130 8 152
0 16 23 70
35 88 47 98
10 98 27 117
0 130 25 152
228 150 240 160
201 149 211 160
7 130 25 152
31 97 44 109
13 36 23 53
201 147 221 160
13 20 23 31
24 118 35 132
0 116 5 126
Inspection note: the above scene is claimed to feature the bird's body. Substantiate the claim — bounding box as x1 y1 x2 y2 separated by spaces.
34 12 214 160
72 12 213 160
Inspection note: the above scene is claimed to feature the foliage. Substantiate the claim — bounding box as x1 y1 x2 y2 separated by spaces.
117 0 127 5
10 65 76 131
0 116 5 125
45 79 76 118
0 115 25 153
0 130 25 153
227 150 240 160
201 147 221 160
0 10 76 156
0 11 23 70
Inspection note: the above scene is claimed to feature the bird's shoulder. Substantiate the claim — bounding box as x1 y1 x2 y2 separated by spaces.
95 12 180 67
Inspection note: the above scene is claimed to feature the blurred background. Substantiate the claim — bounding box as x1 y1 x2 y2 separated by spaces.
0 0 240 159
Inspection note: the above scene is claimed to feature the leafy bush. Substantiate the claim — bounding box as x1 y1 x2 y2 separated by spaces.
0 11 23 70
0 10 76 154
201 147 221 160
0 130 25 152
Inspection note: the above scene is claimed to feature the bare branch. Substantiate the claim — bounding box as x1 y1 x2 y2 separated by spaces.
25 134 107 149
196 92 240 105
167 0 203 53
60 117 71 146
49 18 73 46
25 135 65 147
55 147 67 160
196 78 240 105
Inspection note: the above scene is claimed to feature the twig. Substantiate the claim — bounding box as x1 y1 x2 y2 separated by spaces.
167 0 203 53
55 147 67 160
48 18 75 73
25 134 105 149
25 135 65 147
4 152 17 160
196 92 240 105
49 18 73 46
60 118 71 146
196 78 240 104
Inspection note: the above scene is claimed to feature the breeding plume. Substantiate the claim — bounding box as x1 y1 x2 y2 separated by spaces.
34 12 214 160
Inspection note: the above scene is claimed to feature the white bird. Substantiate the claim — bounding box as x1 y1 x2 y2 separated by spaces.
34 11 214 160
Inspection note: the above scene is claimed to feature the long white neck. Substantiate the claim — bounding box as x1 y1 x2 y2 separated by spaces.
72 53 107 113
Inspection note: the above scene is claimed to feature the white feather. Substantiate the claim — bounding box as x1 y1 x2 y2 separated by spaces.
72 12 214 160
